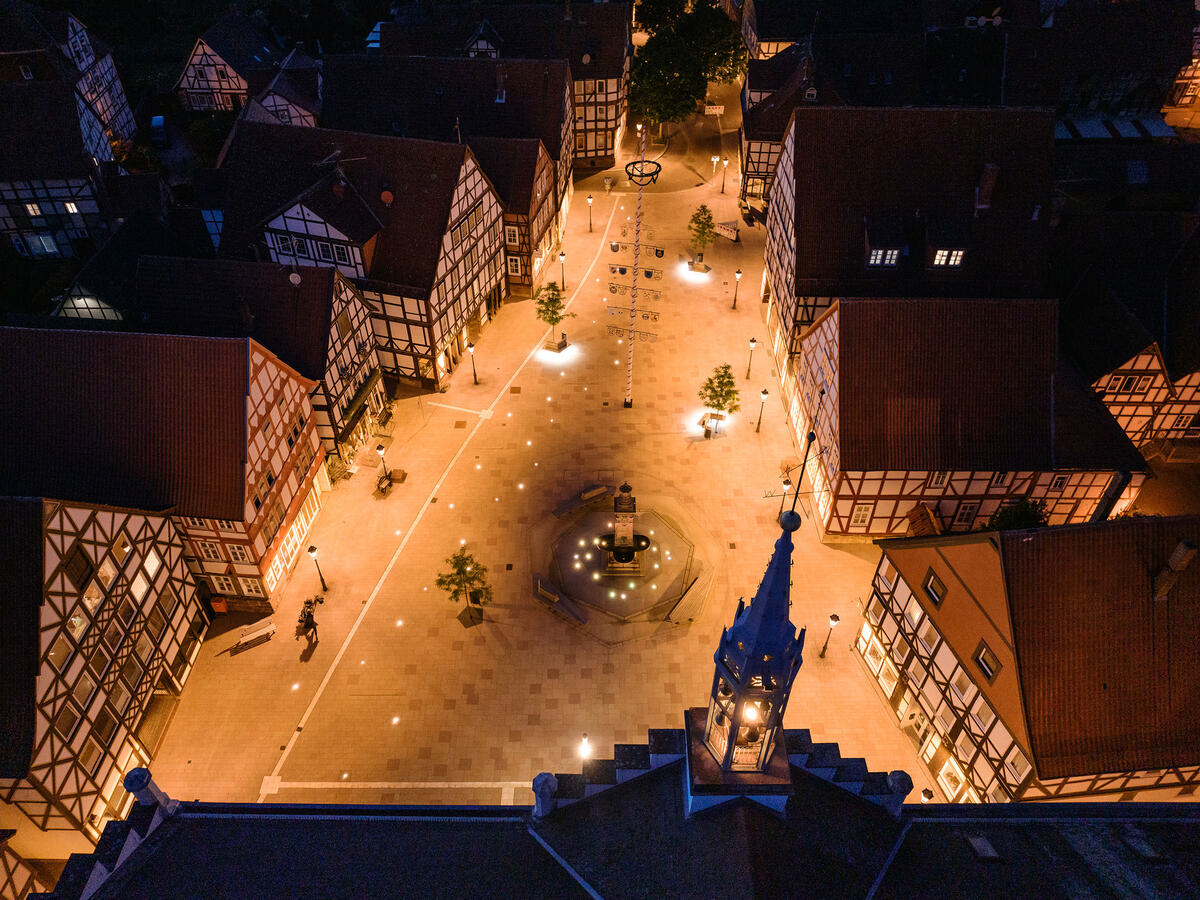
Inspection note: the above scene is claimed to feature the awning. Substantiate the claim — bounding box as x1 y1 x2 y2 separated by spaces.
336 368 383 445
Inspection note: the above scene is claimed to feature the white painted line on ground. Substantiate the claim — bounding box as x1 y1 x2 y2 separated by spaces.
425 401 490 416
501 785 516 805
257 200 623 802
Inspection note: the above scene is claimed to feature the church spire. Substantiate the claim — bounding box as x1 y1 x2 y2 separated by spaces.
702 510 805 772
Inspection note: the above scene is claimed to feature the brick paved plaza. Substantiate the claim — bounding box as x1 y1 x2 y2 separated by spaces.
150 123 940 808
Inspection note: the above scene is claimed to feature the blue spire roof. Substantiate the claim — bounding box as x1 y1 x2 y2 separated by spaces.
716 511 805 686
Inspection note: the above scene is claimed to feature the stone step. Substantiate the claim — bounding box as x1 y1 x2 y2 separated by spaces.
831 758 869 792
648 728 686 767
551 772 586 807
46 852 101 900
583 758 617 796
804 743 844 778
614 743 651 782
784 729 814 764
91 820 131 871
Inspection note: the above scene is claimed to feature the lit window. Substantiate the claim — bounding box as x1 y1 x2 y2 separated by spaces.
917 617 940 651
65 610 88 640
879 559 897 588
25 202 41 216
65 201 79 214
933 249 965 267
974 641 1001 682
96 557 117 589
890 634 910 665
213 574 236 594
240 577 265 597
144 548 161 579
868 248 900 267
850 503 872 527
228 543 249 563
903 594 924 628
923 571 946 606
333 244 350 264
198 541 222 561
505 226 519 245
1005 746 1030 782
950 667 973 699
507 256 521 276
867 596 885 624
971 696 995 731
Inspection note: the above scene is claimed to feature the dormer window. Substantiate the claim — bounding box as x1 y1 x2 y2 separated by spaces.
868 248 900 267
932 249 965 267
865 214 905 269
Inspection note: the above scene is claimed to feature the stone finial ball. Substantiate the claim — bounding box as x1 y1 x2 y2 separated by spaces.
778 510 802 532
886 770 914 799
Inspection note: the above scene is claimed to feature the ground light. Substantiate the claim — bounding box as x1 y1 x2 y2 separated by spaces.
579 734 591 758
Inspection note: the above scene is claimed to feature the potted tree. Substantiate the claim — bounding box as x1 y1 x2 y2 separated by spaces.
698 363 740 437
534 281 576 351
436 546 494 626
688 204 717 269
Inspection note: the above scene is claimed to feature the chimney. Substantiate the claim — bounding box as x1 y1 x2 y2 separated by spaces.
1153 540 1197 600
332 180 345 200
974 163 1000 217
531 771 557 820
496 64 506 103
123 768 180 817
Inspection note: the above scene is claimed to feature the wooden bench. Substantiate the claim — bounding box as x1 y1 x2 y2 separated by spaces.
233 618 276 652
552 484 614 518
377 471 393 494
532 575 588 624
666 568 715 625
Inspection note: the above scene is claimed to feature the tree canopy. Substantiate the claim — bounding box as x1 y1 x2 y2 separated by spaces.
984 498 1049 532
688 204 717 254
629 0 745 125
534 281 575 330
435 547 494 607
699 363 741 431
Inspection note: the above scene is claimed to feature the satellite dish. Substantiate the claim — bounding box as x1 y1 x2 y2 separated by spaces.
581 52 591 65
289 272 302 287
380 189 395 207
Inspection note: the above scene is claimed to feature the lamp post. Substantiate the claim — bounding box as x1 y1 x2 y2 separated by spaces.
376 443 390 480
559 251 566 290
778 477 792 515
786 431 817 519
465 341 478 385
756 388 768 433
587 194 593 232
710 154 719 176
819 613 840 658
746 337 757 379
307 545 327 591
721 156 729 193
732 268 742 309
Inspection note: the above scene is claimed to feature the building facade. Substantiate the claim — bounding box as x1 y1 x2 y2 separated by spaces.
174 12 284 111
790 299 1144 538
0 498 207 855
855 517 1200 802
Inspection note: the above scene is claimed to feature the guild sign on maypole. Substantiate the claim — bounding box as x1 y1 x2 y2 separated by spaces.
622 124 661 408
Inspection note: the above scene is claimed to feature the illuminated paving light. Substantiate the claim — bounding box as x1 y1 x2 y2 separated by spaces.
394 529 401 535
360 660 365 665
628 582 636 589
620 593 627 599
396 620 404 627
392 717 400 725
546 396 553 402
448 503 455 509
527 440 532 445
649 530 655 535
654 563 660 569
507 412 512 417
476 464 482 469
342 773 349 780
609 590 617 598
574 553 580 559
652 584 657 589
292 683 299 691
424 586 428 591
592 572 600 580
495 497 500 502
560 371 565 376
574 562 582 569
578 539 586 546
585 552 593 560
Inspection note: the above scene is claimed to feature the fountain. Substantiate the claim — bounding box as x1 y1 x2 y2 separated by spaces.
598 482 652 570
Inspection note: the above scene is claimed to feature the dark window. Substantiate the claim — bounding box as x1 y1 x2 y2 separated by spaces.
92 706 118 745
63 544 95 592
974 641 1001 683
87 645 110 680
147 607 167 641
923 571 947 606
54 703 81 739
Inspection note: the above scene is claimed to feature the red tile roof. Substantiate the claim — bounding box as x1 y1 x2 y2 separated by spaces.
0 328 253 519
785 106 1053 299
133 257 339 383
835 298 1057 471
999 515 1200 779
215 122 469 294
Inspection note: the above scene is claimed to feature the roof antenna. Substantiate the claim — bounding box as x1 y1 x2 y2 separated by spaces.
454 115 462 144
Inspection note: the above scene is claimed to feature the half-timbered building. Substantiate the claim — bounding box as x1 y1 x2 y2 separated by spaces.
243 45 322 126
0 497 207 856
130 256 386 466
321 54 573 251
856 515 1200 803
174 11 284 111
763 106 1053 442
214 122 505 387
467 137 557 298
376 2 630 168
0 0 136 152
0 327 327 612
794 298 1145 538
0 81 105 257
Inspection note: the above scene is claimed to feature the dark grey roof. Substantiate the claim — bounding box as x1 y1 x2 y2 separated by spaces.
198 12 284 76
0 80 90 180
0 497 42 780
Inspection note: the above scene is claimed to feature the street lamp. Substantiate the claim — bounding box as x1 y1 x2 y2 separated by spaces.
819 613 840 658
710 154 719 175
721 156 729 193
587 194 594 232
756 388 768 433
778 477 792 515
559 251 566 290
466 341 478 384
746 337 757 379
376 443 390 480
307 545 327 592
732 268 743 310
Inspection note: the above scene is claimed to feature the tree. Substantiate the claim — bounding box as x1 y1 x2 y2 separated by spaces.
698 363 740 433
688 204 717 256
680 0 747 84
984 498 1049 531
635 0 688 35
629 33 708 126
436 547 494 608
534 281 576 338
